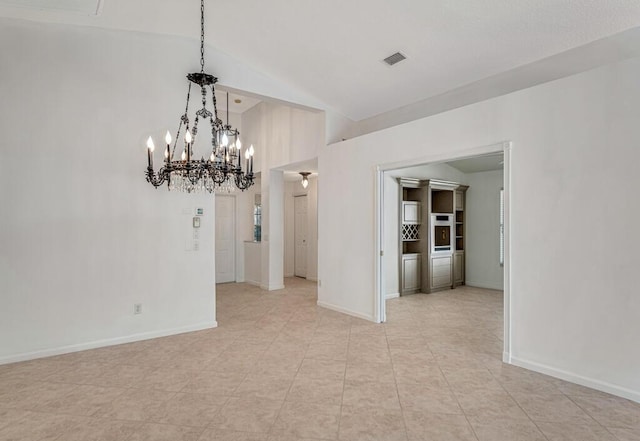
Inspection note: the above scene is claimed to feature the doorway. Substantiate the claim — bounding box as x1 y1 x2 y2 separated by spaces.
215 194 236 283
375 141 512 361
294 195 308 278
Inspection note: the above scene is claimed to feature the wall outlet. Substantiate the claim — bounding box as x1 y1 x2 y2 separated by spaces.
134 303 142 315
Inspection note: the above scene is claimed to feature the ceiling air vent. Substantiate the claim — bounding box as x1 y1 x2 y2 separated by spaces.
383 52 407 66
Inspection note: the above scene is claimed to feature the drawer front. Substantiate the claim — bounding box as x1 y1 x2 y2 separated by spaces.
431 257 452 288
432 274 452 288
432 264 450 277
432 256 451 268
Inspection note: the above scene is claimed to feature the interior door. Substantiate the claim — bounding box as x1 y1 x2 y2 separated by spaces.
294 195 308 278
215 195 235 283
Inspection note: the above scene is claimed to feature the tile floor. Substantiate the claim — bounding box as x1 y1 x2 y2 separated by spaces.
0 278 639 440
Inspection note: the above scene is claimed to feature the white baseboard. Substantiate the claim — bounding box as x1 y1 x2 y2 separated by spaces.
503 351 511 363
317 300 377 323
245 280 261 287
0 321 218 366
261 284 285 291
385 292 400 300
465 279 504 291
510 356 640 404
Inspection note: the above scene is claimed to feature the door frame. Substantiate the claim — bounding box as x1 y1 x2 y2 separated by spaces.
375 141 513 362
293 194 308 278
214 193 237 284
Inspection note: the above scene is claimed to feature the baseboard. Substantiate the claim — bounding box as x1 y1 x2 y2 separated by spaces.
385 292 400 300
510 356 640 404
503 351 511 363
307 277 318 282
245 280 261 287
465 279 504 291
261 284 285 291
317 300 377 323
0 320 218 366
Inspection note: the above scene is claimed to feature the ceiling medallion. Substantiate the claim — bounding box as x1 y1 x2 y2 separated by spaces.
144 0 255 193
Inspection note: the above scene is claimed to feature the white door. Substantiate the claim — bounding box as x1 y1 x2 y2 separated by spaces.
215 195 235 283
294 195 307 278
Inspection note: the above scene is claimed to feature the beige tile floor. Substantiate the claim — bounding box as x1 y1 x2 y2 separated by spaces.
0 278 639 440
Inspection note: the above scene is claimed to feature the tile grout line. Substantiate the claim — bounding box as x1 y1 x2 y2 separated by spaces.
383 318 412 441
431 338 481 441
334 320 352 441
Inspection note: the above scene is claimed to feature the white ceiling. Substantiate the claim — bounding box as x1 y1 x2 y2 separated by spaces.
280 158 318 182
2 1 640 120
390 153 503 179
0 0 102 15
446 154 504 174
214 90 260 115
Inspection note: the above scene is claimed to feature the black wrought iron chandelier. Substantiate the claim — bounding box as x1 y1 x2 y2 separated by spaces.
145 0 255 193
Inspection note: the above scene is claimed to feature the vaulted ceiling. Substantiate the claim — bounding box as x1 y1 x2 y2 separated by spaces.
2 0 640 121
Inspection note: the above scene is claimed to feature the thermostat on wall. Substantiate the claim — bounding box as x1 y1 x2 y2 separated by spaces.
195 208 204 216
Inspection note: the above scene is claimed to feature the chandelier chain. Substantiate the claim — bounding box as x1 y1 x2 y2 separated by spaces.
200 0 205 74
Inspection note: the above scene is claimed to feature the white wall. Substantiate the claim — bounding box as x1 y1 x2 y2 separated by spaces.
242 101 323 290
284 182 296 277
306 176 319 282
232 175 260 283
318 57 640 401
0 20 222 362
383 175 400 298
465 170 504 290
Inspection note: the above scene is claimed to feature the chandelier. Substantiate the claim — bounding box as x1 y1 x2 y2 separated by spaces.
145 0 255 193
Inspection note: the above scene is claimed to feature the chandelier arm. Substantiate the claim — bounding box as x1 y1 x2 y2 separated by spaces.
145 167 167 188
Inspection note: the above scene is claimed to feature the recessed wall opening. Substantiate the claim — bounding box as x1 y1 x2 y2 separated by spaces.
376 142 511 362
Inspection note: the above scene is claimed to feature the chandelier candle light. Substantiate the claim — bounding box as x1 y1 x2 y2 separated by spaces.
144 0 255 193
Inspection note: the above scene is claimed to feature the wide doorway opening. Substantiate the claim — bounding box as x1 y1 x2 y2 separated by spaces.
376 142 511 362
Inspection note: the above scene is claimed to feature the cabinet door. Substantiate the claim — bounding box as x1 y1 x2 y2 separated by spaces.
402 201 421 224
431 256 452 289
455 190 464 211
454 251 464 284
402 254 421 293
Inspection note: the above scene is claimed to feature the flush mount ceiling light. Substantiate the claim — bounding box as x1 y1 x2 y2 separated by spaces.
299 172 311 189
145 0 255 193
